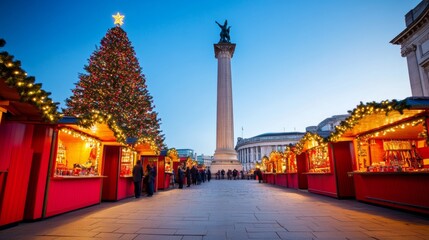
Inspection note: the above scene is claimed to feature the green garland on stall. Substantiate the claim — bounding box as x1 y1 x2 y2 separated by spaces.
294 132 327 155
75 109 127 144
328 99 410 142
0 39 60 122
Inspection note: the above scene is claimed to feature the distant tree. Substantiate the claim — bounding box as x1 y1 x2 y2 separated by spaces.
64 26 165 150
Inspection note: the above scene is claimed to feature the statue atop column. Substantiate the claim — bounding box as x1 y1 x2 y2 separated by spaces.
216 20 231 43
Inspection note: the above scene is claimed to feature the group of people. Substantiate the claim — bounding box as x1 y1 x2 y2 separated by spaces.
133 160 265 198
175 163 211 189
215 169 248 180
132 160 157 198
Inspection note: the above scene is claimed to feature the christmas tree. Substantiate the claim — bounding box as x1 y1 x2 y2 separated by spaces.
64 13 165 150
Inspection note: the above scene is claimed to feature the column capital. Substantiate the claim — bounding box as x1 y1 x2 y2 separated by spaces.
401 44 417 57
214 43 236 58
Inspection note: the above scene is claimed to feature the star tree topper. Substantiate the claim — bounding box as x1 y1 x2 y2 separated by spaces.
112 12 125 26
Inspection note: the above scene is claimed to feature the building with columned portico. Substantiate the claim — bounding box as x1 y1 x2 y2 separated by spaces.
235 132 304 172
235 114 349 172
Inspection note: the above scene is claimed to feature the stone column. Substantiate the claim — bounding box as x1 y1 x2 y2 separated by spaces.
211 43 242 173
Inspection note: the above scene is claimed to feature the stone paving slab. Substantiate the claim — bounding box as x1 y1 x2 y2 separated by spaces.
1 180 429 240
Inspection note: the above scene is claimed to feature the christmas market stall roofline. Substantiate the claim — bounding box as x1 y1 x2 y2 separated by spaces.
0 39 60 123
328 97 429 143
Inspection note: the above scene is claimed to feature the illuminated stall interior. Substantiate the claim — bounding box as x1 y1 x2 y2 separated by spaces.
269 151 284 173
331 99 429 172
54 120 123 177
284 147 297 173
120 147 137 176
261 156 269 172
165 148 179 173
296 133 331 173
56 128 101 176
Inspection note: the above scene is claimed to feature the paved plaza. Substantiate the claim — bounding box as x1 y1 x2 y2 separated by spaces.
1 180 428 240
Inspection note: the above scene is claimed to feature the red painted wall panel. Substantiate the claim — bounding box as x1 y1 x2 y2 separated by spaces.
45 178 102 217
287 173 298 189
0 123 34 227
157 158 165 190
117 177 134 200
275 174 287 187
307 174 337 198
102 146 120 201
24 125 53 220
353 173 429 215
331 142 355 198
296 153 308 189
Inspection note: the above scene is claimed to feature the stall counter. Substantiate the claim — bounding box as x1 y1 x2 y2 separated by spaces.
352 171 429 215
44 176 105 217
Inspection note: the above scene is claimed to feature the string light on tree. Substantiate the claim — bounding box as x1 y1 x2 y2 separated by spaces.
64 14 165 150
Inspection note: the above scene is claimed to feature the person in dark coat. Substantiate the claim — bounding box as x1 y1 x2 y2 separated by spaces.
186 166 191 187
151 163 157 193
177 164 184 189
232 169 238 180
132 160 143 198
207 168 211 182
146 164 155 196
255 168 263 183
191 165 198 185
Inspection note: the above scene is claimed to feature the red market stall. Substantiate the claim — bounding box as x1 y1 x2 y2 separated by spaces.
44 119 124 217
164 148 180 189
285 146 308 189
261 156 275 184
297 132 355 199
0 46 59 228
102 146 137 201
331 98 429 214
271 151 288 187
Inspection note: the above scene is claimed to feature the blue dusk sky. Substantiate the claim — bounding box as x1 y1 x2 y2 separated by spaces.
1 0 421 155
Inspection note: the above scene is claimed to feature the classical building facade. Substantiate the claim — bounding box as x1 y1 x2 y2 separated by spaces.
235 114 349 171
235 132 305 171
391 0 429 96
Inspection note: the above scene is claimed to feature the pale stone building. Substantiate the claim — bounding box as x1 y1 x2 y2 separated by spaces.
235 115 349 172
235 132 305 172
391 0 429 96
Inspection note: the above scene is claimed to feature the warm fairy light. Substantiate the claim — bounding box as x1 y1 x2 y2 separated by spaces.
112 12 125 26
60 127 101 146
0 42 60 123
294 132 326 155
358 117 427 141
328 99 410 142
63 25 164 149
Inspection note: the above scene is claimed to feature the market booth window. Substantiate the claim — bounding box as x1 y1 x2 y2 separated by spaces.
120 147 136 177
354 117 428 172
307 144 331 173
55 128 101 176
284 148 297 173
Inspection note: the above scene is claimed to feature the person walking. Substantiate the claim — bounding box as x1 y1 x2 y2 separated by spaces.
132 160 143 198
255 168 263 183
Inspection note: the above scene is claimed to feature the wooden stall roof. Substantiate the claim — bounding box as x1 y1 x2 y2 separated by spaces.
58 116 121 145
332 97 429 140
0 79 44 122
